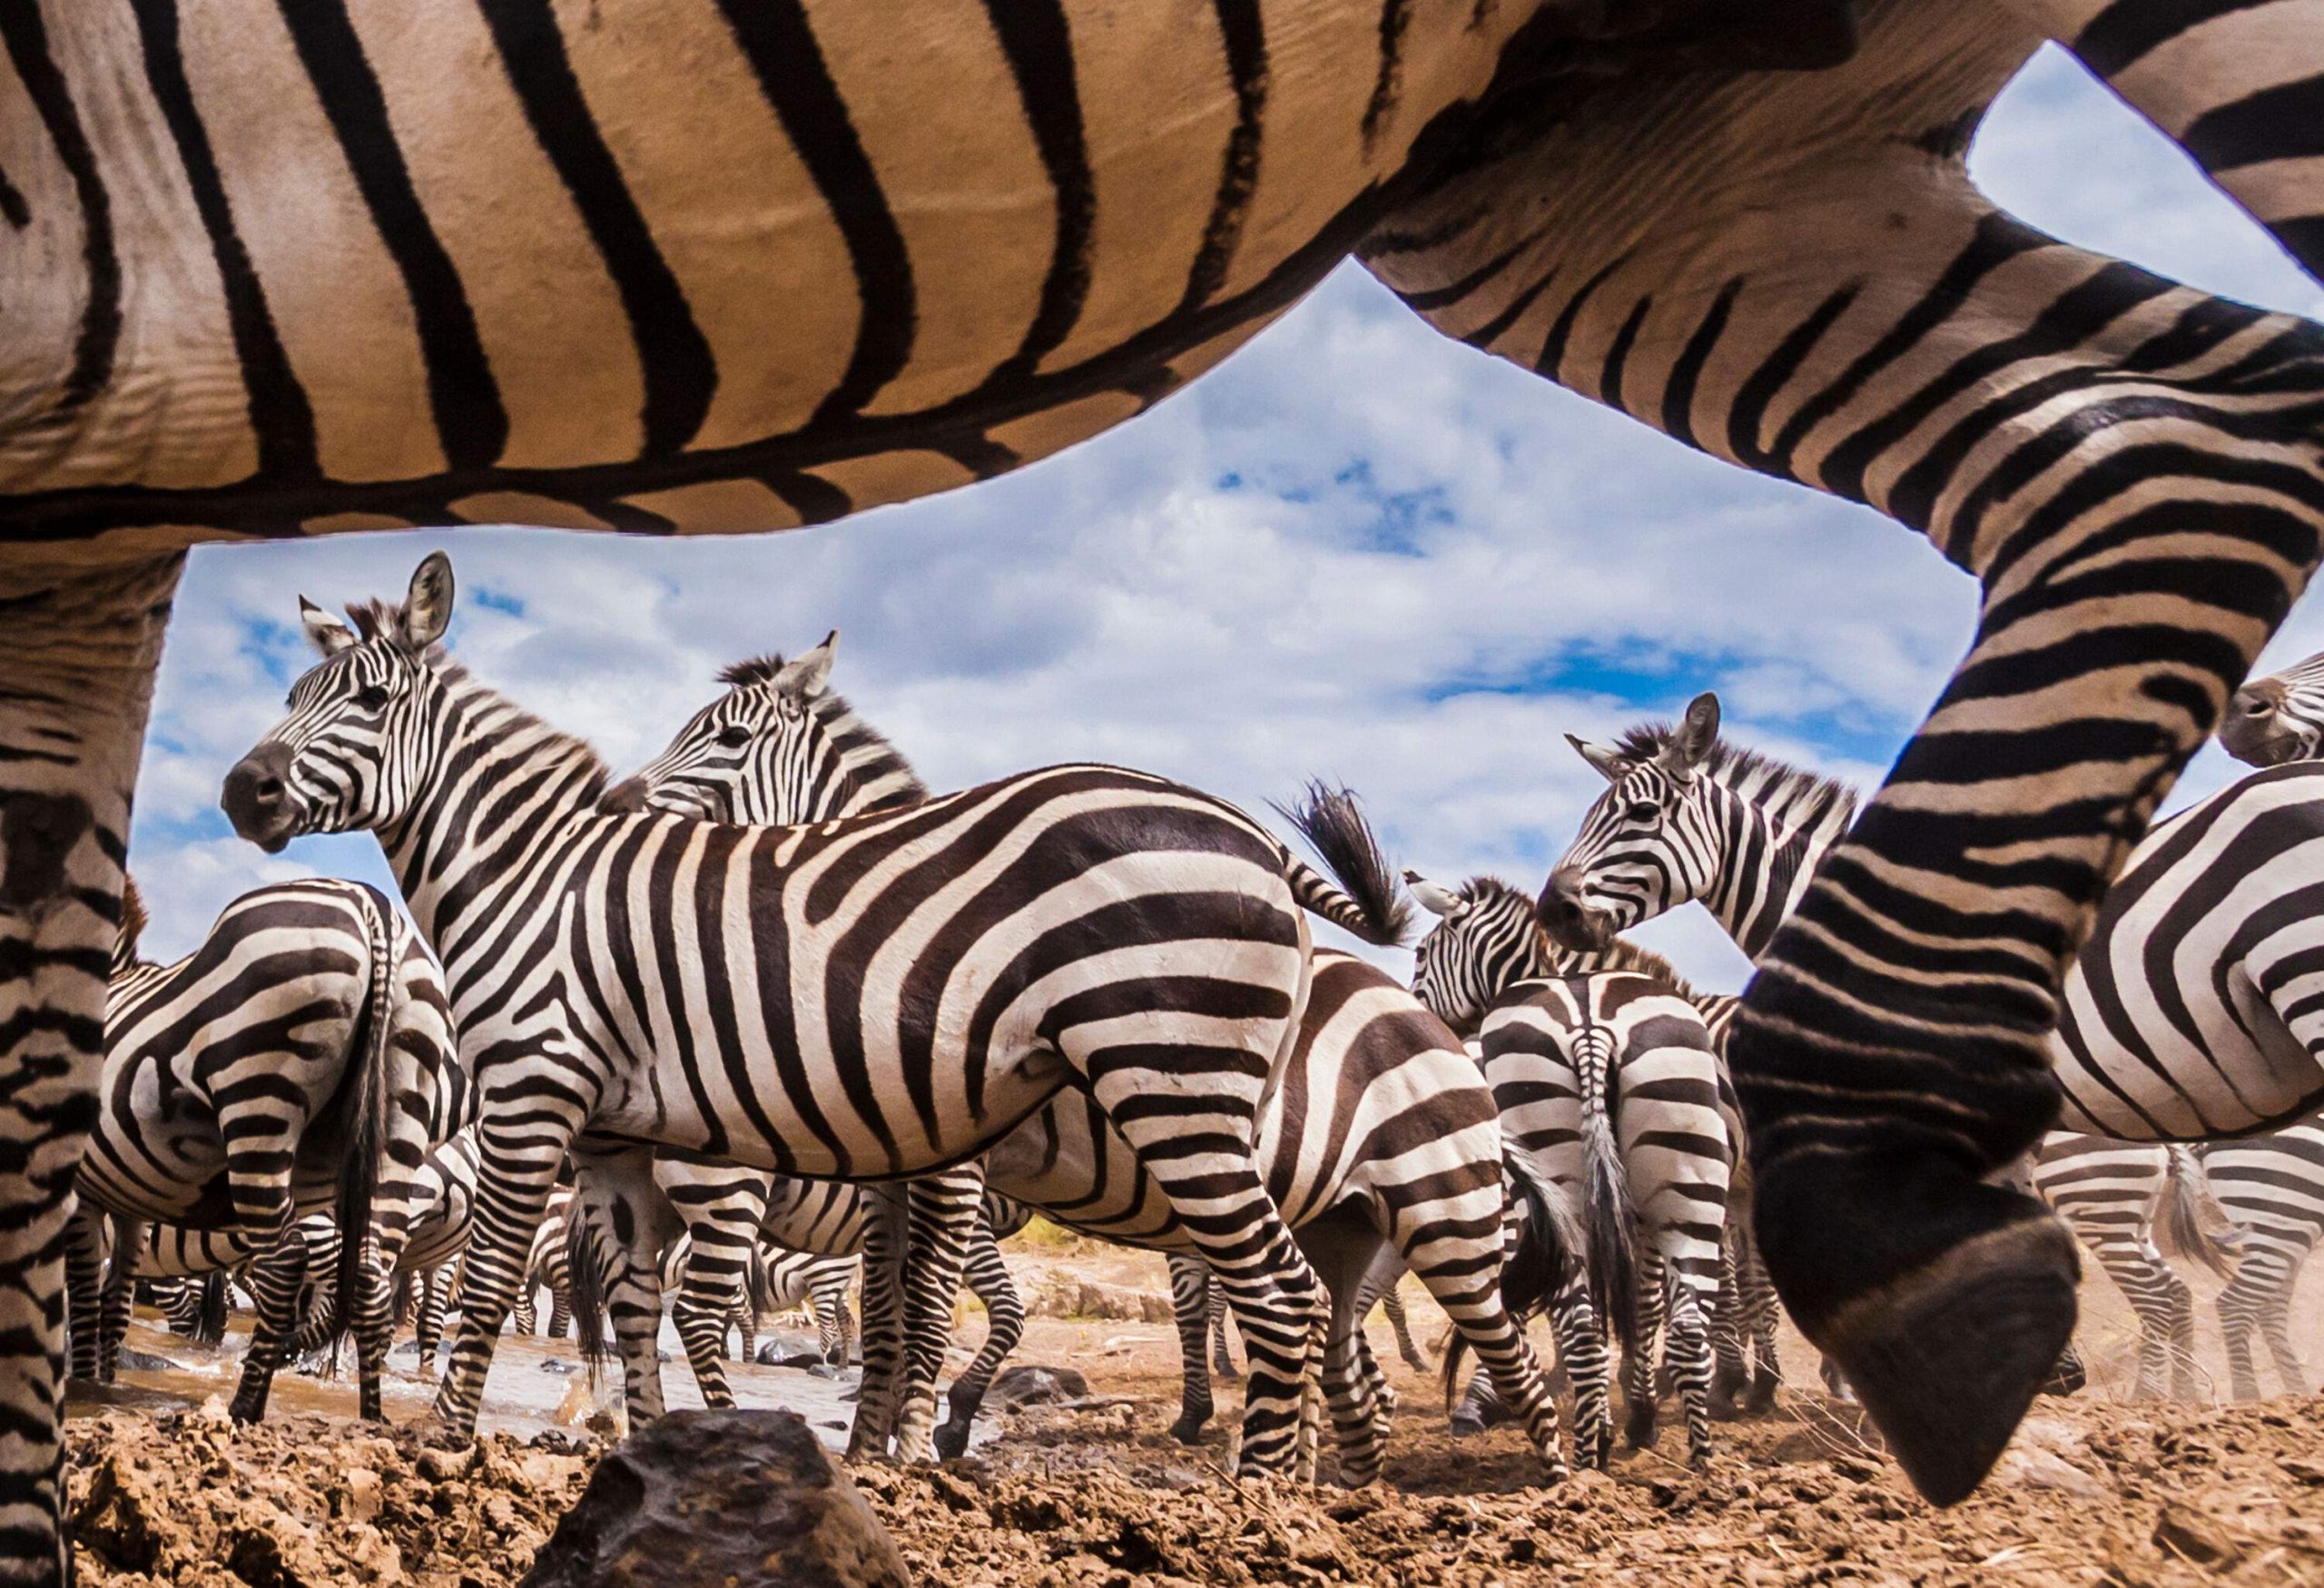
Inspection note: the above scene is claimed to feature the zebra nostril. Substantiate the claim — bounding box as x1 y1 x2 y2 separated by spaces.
252 776 284 804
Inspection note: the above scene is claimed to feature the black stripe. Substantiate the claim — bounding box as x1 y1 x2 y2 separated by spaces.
2182 72 2324 171
1723 283 1858 478
127 0 318 479
1179 0 1267 313
1659 278 1742 452
1596 294 1652 414
977 0 1095 388
478 0 713 456
714 0 913 425
0 0 114 411
0 160 24 228
2073 0 2273 78
760 470 852 525
272 0 507 469
1363 0 1413 151
1532 256 1623 379
1458 265 1558 351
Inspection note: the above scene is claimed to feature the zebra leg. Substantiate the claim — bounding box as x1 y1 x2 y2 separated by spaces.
1318 1285 1387 1488
547 1289 571 1341
1709 1238 1748 1420
2085 1237 2188 1400
1371 0 2324 1502
2257 1275 2309 1396
510 1287 537 1337
228 1222 311 1423
1664 1275 1718 1470
1380 1287 1431 1375
0 552 181 1585
2215 1266 2264 1400
1742 1238 1784 1415
1549 1275 1613 1471
62 1207 103 1383
1167 1256 1217 1444
1398 1208 1567 1480
1624 1264 1668 1451
94 1218 149 1384
847 1186 911 1459
668 1173 773 1412
569 1149 683 1428
1208 1269 1236 1379
2162 1252 2200 1403
890 1169 987 1465
415 1267 448 1378
934 1213 1026 1460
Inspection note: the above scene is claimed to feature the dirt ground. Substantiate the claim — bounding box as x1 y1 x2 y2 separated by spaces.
62 1240 2324 1587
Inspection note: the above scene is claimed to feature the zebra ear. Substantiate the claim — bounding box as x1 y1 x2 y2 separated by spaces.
401 552 455 649
1662 692 1720 773
300 597 357 657
783 629 839 696
1402 869 1469 921
1565 735 1626 783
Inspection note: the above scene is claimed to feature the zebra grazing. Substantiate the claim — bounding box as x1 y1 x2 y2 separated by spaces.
2206 1114 2324 1400
1 4 2318 1548
67 875 460 1422
222 555 1344 1475
2223 651 2324 767
611 636 1577 1481
1402 868 1784 1419
2027 1136 2237 1401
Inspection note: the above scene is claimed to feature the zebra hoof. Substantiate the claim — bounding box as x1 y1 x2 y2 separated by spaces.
1788 1178 2079 1507
1167 1414 1210 1445
1448 1414 1486 1438
1622 1403 1658 1451
931 1420 971 1461
1708 1385 1742 1423
1742 1374 1781 1416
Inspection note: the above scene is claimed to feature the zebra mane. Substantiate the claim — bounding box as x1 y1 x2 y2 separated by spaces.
1610 720 1859 842
1455 873 1703 1000
717 651 931 813
116 875 148 965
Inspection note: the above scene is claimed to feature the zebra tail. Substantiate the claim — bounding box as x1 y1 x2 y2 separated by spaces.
1577 1037 1642 1360
744 1241 773 1332
2159 1145 2241 1280
330 890 398 1338
194 1271 231 1346
389 1267 415 1328
566 1207 610 1383
1445 1154 1585 1413
1272 782 1413 948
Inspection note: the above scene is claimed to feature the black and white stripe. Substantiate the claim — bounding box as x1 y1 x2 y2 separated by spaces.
2222 649 2324 768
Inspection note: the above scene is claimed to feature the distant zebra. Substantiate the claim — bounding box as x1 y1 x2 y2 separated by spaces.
2222 650 2324 767
223 557 1337 1474
1400 868 1782 1418
606 637 1573 1482
750 1248 860 1368
68 876 460 1421
2205 1115 2324 1400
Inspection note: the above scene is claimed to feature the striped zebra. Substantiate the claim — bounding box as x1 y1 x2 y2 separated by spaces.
2205 1114 2323 1401
1208 1285 1433 1380
749 1247 860 1369
67 875 461 1422
610 636 1577 1480
2 0 2319 1553
221 555 1342 1475
2222 651 2324 767
1399 869 1786 1419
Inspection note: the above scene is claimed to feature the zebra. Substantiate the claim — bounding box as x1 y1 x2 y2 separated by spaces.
608 636 1580 1480
1399 867 1785 1420
221 554 1351 1476
748 1247 860 1369
2205 1114 2324 1401
66 874 461 1423
2222 650 2324 767
3 3 2320 1554
1206 1283 1433 1381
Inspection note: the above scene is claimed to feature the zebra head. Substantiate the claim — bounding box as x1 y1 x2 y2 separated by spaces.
222 553 457 852
1405 870 1544 1037
602 631 926 824
1537 692 1723 952
2221 649 2324 767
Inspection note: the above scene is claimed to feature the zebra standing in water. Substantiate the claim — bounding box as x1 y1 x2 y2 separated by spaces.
68 875 461 1421
222 555 1345 1475
606 639 1580 1483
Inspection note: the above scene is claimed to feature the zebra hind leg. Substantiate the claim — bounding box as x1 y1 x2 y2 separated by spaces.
228 1224 313 1423
934 1215 1026 1460
568 1149 682 1430
890 1169 987 1464
1663 1277 1718 1469
1548 1276 1613 1472
63 1209 105 1384
1380 1288 1431 1375
847 1189 910 1460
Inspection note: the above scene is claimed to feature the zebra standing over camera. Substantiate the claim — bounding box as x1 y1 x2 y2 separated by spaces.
68 875 460 1422
606 635 1581 1482
222 555 1352 1475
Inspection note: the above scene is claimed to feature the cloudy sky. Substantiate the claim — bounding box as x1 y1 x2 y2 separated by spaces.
128 46 2324 991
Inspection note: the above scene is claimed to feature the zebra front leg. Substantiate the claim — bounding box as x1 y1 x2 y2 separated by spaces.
1379 1287 1432 1375
668 1170 773 1410
510 1287 537 1337
569 1148 683 1429
62 1207 104 1383
2216 1266 2265 1400
2161 1253 2200 1403
1741 1237 1785 1415
0 551 180 1588
934 1210 1026 1460
891 1169 987 1464
94 1216 143 1385
1166 1255 1217 1443
415 1267 448 1377
2256 1277 2309 1396
1208 1269 1236 1379
1548 1275 1613 1471
846 1186 910 1459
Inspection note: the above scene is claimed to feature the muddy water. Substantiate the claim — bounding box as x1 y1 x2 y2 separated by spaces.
73 1309 867 1449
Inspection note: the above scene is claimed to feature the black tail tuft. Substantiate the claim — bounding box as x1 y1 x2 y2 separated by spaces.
1275 780 1413 947
566 1203 609 1388
194 1272 230 1346
2160 1146 2241 1280
330 890 397 1341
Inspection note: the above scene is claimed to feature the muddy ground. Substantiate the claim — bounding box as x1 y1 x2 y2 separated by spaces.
64 1240 2324 1587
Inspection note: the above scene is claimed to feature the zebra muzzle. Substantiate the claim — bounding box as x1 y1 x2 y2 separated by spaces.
222 745 298 853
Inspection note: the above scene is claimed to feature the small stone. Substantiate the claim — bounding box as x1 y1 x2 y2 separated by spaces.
2152 1503 2240 1567
986 1366 1090 1409
520 1408 911 1588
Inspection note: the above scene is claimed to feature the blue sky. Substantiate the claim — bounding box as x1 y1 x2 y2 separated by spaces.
128 47 2324 992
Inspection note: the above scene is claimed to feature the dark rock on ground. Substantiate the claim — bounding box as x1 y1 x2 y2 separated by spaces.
985 1366 1088 1410
520 1408 911 1588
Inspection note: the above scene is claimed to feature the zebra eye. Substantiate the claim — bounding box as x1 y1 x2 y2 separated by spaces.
1626 800 1661 824
715 725 751 748
355 685 389 711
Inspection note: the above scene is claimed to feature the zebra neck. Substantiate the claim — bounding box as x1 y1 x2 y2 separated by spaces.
812 696 928 818
1700 779 1852 962
379 677 610 952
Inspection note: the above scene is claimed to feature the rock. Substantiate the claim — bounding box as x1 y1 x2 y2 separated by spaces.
986 1366 1090 1410
2152 1503 2241 1567
1993 1445 2112 1499
520 1408 911 1588
116 1347 184 1373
